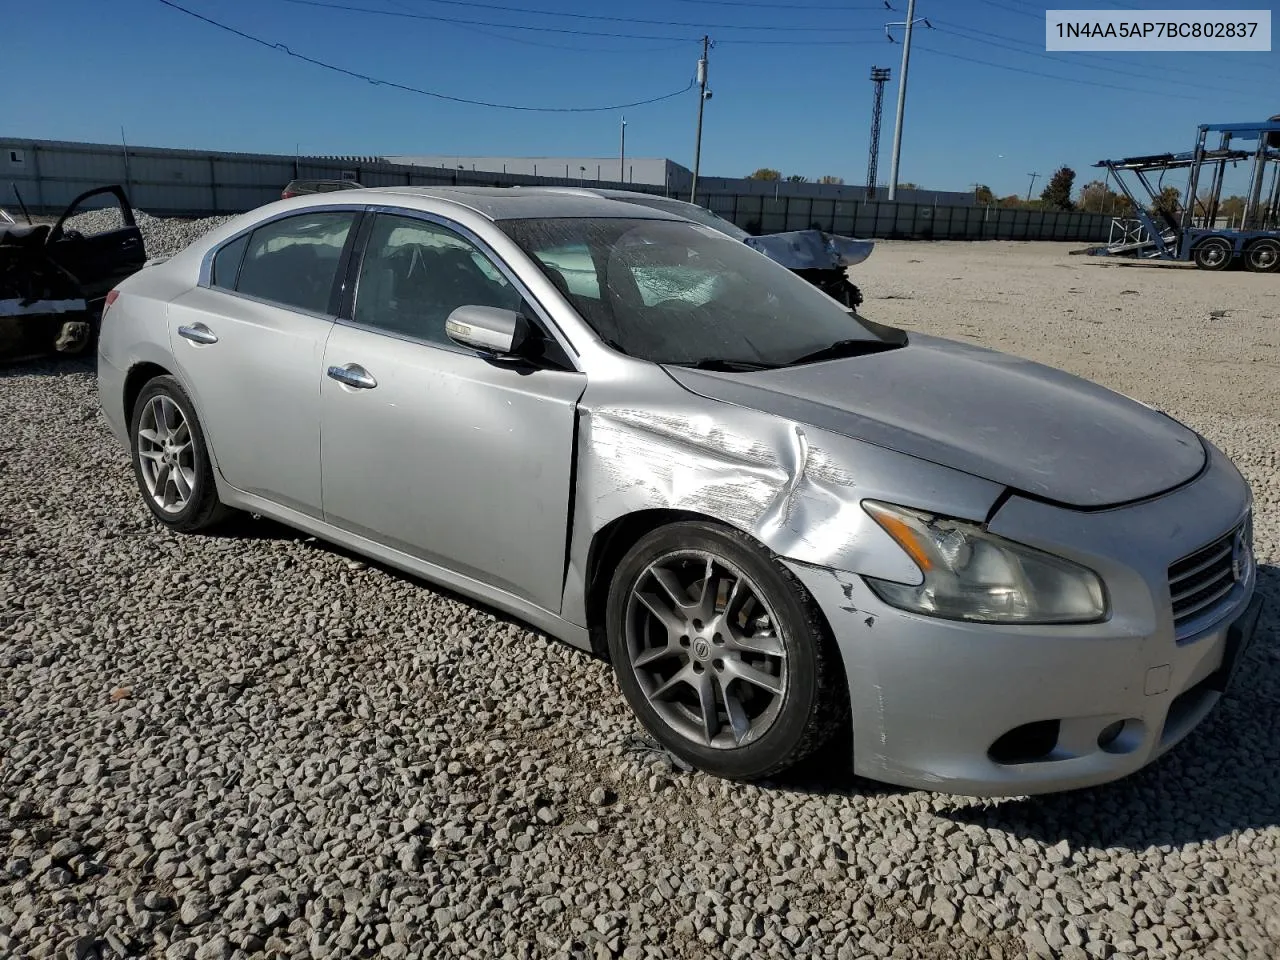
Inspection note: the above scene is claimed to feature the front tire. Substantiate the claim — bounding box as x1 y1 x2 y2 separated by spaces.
129 375 230 533
605 521 846 780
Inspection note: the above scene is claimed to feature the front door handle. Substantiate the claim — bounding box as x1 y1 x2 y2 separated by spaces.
327 363 378 389
178 323 218 345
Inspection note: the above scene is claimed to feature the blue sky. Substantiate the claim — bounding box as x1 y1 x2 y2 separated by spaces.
9 0 1278 196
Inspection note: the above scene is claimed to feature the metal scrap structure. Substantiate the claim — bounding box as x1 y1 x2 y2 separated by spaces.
1083 118 1280 272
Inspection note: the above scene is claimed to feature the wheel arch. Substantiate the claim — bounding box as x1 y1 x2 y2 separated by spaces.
582 508 845 678
122 360 228 484
589 509 854 775
123 361 172 425
1192 233 1235 250
584 508 712 659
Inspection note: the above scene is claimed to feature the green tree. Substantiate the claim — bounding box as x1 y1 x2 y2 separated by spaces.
974 184 995 205
1219 195 1247 223
897 181 922 191
1040 165 1076 211
998 194 1025 208
747 167 781 180
1078 180 1134 216
1150 185 1182 220
785 174 808 183
818 175 844 185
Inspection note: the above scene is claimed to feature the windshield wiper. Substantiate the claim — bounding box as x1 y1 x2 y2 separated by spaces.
785 338 903 367
676 357 780 372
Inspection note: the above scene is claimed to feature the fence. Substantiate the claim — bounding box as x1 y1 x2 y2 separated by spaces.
704 194 1110 242
2 137 1113 243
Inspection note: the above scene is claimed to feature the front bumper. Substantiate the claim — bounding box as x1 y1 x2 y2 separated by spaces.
786 441 1260 796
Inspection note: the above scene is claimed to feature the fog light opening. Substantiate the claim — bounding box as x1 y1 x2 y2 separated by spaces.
1097 721 1124 748
988 720 1061 765
1098 717 1144 755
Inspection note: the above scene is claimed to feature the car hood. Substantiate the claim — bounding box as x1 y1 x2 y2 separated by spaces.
744 230 875 270
663 333 1205 508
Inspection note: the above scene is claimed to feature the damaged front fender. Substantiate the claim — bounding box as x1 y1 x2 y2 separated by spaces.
560 387 1004 629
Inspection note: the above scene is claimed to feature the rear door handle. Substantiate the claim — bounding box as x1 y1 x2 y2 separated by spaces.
327 363 378 389
177 323 218 345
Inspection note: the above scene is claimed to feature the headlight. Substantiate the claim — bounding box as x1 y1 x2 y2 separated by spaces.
862 501 1108 624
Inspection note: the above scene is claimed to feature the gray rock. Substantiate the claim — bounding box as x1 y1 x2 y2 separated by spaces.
2 269 1279 960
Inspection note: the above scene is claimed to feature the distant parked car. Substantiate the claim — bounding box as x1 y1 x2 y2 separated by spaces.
527 186 873 309
281 179 364 200
98 186 1261 794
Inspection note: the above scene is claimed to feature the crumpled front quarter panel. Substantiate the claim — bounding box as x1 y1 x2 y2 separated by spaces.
561 372 1004 628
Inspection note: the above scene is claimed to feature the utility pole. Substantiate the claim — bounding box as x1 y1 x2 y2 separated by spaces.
1026 171 1040 201
620 116 627 184
866 67 891 200
691 35 711 205
885 0 929 201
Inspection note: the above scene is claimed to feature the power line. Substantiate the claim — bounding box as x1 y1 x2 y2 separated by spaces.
433 17 696 53
929 23 1251 96
931 15 1276 82
378 0 697 51
967 0 1278 76
669 0 890 7
155 0 696 111
379 0 693 51
715 37 881 45
970 0 1040 19
390 0 881 29
284 0 882 33
913 42 1240 100
445 21 694 52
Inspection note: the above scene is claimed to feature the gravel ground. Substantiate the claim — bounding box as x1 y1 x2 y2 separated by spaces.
62 209 238 260
2 231 1278 960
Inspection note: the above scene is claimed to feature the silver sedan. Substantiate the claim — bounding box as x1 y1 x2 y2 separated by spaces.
97 187 1262 795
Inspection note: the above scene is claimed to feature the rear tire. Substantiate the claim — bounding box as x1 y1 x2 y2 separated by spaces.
1193 237 1233 271
1244 239 1280 274
129 375 231 533
605 520 846 780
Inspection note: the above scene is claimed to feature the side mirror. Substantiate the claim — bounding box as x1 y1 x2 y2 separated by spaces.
445 305 526 356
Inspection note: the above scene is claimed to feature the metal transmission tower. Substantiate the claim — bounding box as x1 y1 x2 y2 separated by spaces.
866 67 891 200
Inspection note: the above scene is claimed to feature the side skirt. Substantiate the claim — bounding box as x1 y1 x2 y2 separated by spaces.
216 483 593 652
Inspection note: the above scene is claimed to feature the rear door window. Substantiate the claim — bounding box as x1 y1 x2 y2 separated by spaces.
235 212 356 314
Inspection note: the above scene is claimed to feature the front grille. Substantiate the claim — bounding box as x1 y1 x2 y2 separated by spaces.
1168 521 1245 631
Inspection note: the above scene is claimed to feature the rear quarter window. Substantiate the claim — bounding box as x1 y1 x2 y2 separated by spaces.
232 212 355 314
210 233 249 289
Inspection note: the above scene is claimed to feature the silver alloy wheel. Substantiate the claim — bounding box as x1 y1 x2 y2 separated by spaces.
625 550 788 749
136 395 196 514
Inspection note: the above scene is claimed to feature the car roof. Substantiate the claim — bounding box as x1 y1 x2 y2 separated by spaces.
307 185 683 222
513 186 696 206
